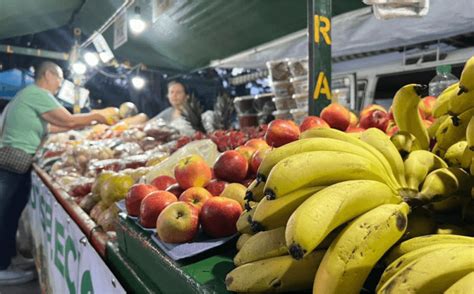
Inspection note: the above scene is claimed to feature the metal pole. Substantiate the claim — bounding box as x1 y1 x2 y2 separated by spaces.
0 45 68 61
308 0 332 115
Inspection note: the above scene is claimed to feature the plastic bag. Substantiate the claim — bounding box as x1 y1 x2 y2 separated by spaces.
145 139 219 183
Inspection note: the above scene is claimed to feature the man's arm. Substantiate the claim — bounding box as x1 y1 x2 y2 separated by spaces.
42 107 107 129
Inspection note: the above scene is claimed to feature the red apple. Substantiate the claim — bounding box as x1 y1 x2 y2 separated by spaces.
346 126 366 133
299 116 329 132
244 138 270 151
349 112 358 127
250 148 270 175
235 145 257 164
174 154 212 189
213 150 248 182
178 187 213 212
126 184 159 217
156 202 199 243
264 119 300 147
320 103 351 131
359 109 389 131
240 178 255 187
360 104 387 119
139 191 178 228
166 183 184 198
205 179 228 196
200 197 243 238
150 175 177 190
419 96 436 120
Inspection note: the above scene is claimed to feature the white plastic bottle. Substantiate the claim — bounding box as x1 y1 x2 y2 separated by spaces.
428 65 459 97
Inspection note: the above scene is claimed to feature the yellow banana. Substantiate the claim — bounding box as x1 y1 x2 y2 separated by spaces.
377 245 474 294
313 203 409 294
467 116 474 148
414 167 472 205
461 142 474 170
432 142 447 157
390 131 421 158
385 234 474 265
436 107 474 150
448 90 474 116
300 127 401 188
236 233 252 251
236 202 257 234
392 84 430 150
445 271 474 294
234 227 287 266
428 114 449 138
377 243 471 291
458 55 474 94
428 194 469 213
360 128 407 187
285 180 400 259
402 207 437 241
432 82 459 118
251 186 325 232
245 179 265 202
437 224 474 236
225 250 325 293
264 151 398 200
256 137 389 184
403 150 448 192
444 141 468 167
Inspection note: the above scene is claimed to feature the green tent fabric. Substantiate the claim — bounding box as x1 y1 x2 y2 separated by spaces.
0 0 366 71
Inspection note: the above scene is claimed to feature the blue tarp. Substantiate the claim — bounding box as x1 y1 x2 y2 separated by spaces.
0 69 34 100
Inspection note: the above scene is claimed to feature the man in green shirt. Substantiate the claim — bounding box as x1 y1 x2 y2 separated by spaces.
0 61 108 285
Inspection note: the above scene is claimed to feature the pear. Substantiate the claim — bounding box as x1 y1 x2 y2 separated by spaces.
220 183 247 209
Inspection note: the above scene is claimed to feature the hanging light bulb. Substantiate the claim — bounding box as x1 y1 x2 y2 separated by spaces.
84 51 99 67
129 6 146 34
131 76 145 89
72 61 87 75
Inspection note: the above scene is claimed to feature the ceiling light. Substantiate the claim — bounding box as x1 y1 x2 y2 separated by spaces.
131 76 145 89
72 61 87 75
129 6 146 34
84 52 99 67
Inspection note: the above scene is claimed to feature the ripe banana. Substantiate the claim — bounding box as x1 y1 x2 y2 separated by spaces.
444 141 468 167
403 150 448 192
256 137 389 184
285 180 400 259
448 90 474 116
437 224 474 236
377 243 471 291
234 227 287 266
390 131 422 159
377 245 474 294
245 179 265 202
427 114 449 138
300 127 401 188
236 202 257 234
445 271 474 294
313 203 409 294
432 82 459 118
264 151 398 200
467 116 474 148
402 207 437 241
458 55 474 94
236 233 252 251
392 84 430 150
415 167 472 205
225 250 325 293
360 128 407 187
251 186 325 232
432 142 447 158
436 107 474 150
385 234 474 265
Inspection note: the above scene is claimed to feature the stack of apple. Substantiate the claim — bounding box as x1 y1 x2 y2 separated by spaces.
124 138 272 244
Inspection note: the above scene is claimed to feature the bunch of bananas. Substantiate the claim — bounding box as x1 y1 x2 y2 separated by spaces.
225 56 474 293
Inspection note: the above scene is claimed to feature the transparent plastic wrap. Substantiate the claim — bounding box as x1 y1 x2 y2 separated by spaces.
288 58 308 77
144 118 180 142
266 59 291 81
87 158 124 176
66 177 95 198
145 139 219 183
120 128 147 142
364 0 430 19
112 142 143 158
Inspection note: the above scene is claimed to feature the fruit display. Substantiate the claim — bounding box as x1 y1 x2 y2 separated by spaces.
225 56 474 293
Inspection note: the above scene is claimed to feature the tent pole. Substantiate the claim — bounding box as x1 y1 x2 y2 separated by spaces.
308 0 332 115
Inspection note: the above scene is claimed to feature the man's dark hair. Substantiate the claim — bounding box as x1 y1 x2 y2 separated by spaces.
167 80 188 95
35 61 60 81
